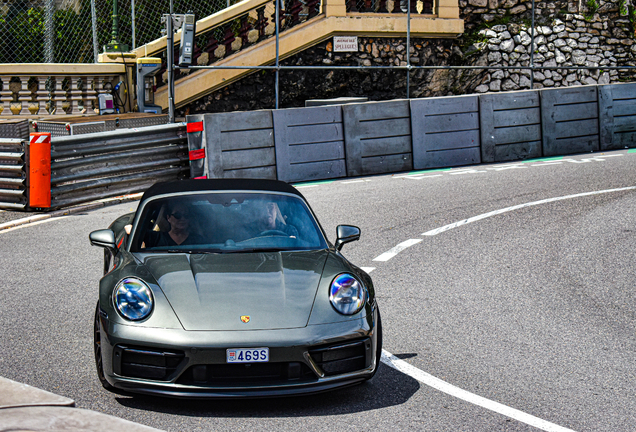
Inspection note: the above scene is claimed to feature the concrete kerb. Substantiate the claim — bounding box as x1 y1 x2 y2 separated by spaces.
0 193 144 232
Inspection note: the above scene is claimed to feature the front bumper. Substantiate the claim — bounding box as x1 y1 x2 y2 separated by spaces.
98 308 379 398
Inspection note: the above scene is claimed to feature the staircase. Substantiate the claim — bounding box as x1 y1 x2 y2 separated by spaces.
109 0 464 111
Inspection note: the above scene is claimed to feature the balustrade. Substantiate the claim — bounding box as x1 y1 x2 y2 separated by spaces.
0 73 121 117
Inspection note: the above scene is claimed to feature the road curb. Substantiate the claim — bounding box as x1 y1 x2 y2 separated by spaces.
0 193 143 232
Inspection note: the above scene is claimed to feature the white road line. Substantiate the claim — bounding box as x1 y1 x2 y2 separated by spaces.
342 180 371 184
294 185 319 189
372 238 422 262
360 267 376 273
0 216 68 233
406 174 443 180
530 162 563 166
422 186 636 237
448 169 487 175
486 164 527 171
381 350 576 432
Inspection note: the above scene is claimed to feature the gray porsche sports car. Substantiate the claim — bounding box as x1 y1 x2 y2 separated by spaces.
89 179 381 397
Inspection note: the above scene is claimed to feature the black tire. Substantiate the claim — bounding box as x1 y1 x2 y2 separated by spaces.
366 307 383 381
94 302 114 391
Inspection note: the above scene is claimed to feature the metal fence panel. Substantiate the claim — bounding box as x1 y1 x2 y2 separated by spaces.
599 82 636 151
410 95 480 170
480 90 542 163
541 86 599 157
343 100 412 177
273 106 346 183
49 123 188 208
0 138 27 209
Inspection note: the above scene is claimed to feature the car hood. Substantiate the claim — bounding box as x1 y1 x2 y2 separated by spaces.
139 250 328 331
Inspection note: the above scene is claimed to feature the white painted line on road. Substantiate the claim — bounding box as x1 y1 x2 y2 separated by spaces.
422 186 636 237
0 216 68 233
486 164 527 171
373 238 422 262
360 267 376 273
530 162 563 166
448 169 487 175
342 179 371 184
295 185 319 189
381 350 576 432
406 174 443 180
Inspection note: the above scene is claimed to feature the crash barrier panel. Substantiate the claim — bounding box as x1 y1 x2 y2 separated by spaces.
273 105 347 183
598 82 636 151
541 86 600 157
189 82 636 184
33 114 170 138
479 90 542 163
48 123 189 209
0 138 27 210
29 133 52 209
5 82 636 211
410 95 481 170
342 100 412 177
0 119 30 141
189 111 276 180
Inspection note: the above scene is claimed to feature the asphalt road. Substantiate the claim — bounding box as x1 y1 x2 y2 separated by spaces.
1 150 635 431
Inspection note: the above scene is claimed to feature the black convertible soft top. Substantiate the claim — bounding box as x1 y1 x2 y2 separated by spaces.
140 179 304 203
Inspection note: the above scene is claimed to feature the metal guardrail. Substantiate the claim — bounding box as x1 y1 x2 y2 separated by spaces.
49 123 190 209
0 138 27 210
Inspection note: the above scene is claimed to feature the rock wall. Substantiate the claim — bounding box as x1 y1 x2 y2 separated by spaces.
179 0 636 115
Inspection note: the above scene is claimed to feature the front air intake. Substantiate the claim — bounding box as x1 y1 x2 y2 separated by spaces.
114 345 185 381
309 339 371 376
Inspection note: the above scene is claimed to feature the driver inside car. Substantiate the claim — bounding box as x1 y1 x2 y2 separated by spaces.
259 201 299 238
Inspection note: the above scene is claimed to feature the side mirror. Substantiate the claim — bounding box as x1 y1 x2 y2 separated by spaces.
335 225 360 251
89 229 116 251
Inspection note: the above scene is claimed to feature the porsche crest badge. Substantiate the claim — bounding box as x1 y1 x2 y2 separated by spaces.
240 315 250 323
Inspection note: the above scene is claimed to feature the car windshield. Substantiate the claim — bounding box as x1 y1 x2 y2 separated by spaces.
130 192 328 253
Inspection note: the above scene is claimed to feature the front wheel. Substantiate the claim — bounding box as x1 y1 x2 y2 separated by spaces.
94 302 114 391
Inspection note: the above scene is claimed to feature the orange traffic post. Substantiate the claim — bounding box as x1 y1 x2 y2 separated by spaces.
28 133 51 208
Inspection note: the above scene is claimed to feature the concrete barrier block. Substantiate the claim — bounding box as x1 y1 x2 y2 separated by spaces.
343 100 412 176
480 90 542 162
411 95 480 169
541 86 599 156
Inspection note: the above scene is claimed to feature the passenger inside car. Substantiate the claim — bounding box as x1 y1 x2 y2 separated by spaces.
143 202 205 247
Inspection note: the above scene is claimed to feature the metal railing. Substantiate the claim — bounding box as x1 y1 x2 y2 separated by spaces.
49 122 189 208
0 138 27 210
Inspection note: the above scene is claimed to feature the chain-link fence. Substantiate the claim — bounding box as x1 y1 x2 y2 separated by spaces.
0 0 238 63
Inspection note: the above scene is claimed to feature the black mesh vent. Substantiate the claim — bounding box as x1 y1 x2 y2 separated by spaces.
309 339 370 376
116 346 185 381
176 362 314 385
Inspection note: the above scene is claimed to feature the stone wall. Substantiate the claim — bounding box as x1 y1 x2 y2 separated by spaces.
179 0 636 115
461 0 636 92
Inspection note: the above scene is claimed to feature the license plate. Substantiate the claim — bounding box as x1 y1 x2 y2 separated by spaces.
226 348 269 363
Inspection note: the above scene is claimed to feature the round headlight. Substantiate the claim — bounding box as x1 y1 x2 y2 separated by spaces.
113 277 154 321
329 273 367 315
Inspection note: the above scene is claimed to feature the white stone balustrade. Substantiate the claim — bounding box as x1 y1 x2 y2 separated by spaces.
0 64 125 117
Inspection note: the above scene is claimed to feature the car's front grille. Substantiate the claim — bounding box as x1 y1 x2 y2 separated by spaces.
309 339 371 376
114 346 185 381
176 362 315 385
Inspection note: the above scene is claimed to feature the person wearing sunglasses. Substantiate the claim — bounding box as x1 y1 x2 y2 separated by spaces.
144 202 204 248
